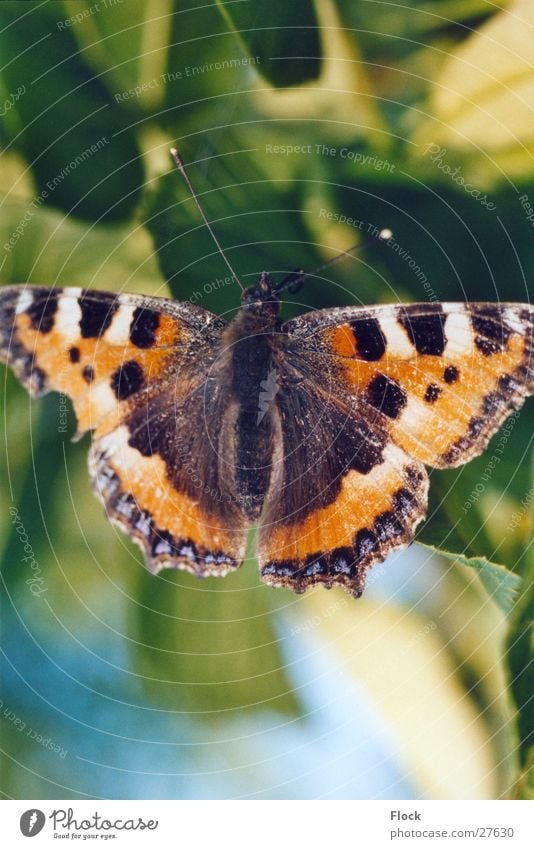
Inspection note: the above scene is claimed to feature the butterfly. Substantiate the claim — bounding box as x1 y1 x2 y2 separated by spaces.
1 277 532 597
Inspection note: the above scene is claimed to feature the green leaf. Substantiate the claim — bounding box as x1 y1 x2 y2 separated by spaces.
419 544 521 615
412 0 534 182
216 0 321 87
0 2 143 221
506 512 534 775
507 605 534 772
63 0 173 112
512 749 534 799
0 194 165 294
416 436 533 615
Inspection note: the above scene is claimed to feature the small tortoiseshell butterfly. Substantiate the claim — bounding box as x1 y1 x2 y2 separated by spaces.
1 154 533 598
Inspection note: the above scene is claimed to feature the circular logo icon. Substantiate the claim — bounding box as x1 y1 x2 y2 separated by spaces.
20 809 46 837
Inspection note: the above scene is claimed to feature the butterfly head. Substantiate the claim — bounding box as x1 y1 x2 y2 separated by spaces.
241 272 280 318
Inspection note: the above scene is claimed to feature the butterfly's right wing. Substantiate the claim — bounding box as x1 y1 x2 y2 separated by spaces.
257 301 533 597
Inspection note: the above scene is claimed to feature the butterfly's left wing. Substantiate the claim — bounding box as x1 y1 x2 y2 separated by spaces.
258 302 533 596
0 285 249 575
0 285 222 434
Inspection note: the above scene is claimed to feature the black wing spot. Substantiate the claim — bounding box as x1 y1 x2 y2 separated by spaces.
475 336 501 357
471 308 512 343
354 529 378 562
393 487 418 517
111 360 144 400
27 292 59 334
471 307 512 356
498 374 520 396
350 318 386 361
29 364 47 395
82 365 95 384
330 547 354 575
405 464 425 487
374 511 404 543
79 291 118 338
468 417 485 437
424 383 442 403
443 364 459 384
129 307 160 348
367 373 407 419
482 391 501 416
399 309 446 356
69 346 80 363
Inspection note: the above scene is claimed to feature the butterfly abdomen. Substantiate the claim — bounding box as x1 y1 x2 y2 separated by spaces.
224 313 280 520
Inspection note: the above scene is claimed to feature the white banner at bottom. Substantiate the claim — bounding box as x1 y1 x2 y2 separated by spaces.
1 799 532 848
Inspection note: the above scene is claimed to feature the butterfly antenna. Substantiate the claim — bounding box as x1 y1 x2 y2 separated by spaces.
275 228 393 295
170 148 244 293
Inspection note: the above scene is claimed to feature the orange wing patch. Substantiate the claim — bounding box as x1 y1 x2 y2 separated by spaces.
259 441 428 596
325 304 533 467
90 425 247 575
0 286 197 435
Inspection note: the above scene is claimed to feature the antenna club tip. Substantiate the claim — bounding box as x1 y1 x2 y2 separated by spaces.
169 147 184 168
379 228 393 241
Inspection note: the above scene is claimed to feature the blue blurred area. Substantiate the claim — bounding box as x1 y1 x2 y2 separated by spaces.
0 581 417 800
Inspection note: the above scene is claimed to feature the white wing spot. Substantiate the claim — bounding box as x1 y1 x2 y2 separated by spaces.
504 308 525 335
398 396 431 438
15 289 34 315
380 312 414 359
54 294 82 340
106 304 137 346
444 309 473 357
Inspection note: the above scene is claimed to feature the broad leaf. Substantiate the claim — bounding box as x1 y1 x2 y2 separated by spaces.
216 0 321 87
0 2 143 221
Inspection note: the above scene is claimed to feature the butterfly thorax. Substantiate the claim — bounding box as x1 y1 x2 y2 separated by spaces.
222 272 282 399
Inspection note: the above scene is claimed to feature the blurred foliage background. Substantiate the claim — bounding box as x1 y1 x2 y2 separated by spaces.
0 0 533 800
